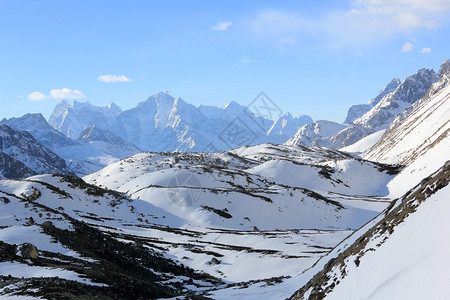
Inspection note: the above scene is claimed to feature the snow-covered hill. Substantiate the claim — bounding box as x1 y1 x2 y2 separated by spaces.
81 143 399 286
0 140 400 298
0 174 223 298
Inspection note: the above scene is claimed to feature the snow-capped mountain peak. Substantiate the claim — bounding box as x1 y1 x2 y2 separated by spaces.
107 101 122 114
438 59 450 77
352 68 438 130
368 78 401 106
344 78 401 124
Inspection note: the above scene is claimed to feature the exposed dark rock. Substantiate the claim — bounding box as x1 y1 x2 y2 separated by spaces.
18 243 39 259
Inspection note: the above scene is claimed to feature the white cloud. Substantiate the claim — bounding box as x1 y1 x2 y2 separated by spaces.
401 42 415 52
50 88 85 100
240 56 256 63
421 47 432 53
247 0 450 48
28 91 47 101
97 74 132 83
213 21 233 31
356 0 450 12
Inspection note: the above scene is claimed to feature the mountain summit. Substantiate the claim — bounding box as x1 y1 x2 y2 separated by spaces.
48 92 313 152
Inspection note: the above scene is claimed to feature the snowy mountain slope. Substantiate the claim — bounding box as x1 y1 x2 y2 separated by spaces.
0 174 223 298
0 152 36 178
0 124 73 177
61 125 143 175
363 69 450 198
2 113 142 176
85 144 397 231
48 91 313 152
289 161 450 300
285 121 379 150
340 129 386 154
344 78 401 124
80 143 400 286
0 147 394 297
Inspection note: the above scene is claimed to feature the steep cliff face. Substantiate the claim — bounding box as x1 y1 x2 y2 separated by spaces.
0 152 36 179
0 125 73 177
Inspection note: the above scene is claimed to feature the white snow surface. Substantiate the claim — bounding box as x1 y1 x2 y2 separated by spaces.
0 261 103 286
323 184 450 300
81 143 394 286
340 130 385 154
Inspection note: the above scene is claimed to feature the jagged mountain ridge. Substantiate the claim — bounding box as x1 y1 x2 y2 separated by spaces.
49 91 313 152
344 78 401 124
48 100 122 138
1 114 142 176
286 61 446 150
353 68 438 130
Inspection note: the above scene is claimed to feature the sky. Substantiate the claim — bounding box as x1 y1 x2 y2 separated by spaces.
1 0 450 123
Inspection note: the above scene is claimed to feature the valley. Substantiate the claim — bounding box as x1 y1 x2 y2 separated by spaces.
0 60 449 299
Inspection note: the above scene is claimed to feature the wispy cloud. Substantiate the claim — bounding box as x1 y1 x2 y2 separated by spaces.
401 42 415 52
98 74 132 83
213 21 233 31
240 56 256 63
28 91 47 101
421 47 432 53
247 1 449 48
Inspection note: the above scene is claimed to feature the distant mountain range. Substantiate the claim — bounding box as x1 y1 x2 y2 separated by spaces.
0 60 449 177
48 92 313 152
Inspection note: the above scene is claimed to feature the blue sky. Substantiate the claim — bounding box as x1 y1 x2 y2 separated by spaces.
1 0 449 123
